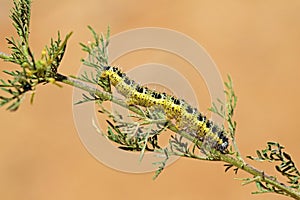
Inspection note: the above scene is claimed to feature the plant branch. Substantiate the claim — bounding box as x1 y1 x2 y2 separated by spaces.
59 74 300 199
220 154 300 199
0 52 10 60
1 0 299 198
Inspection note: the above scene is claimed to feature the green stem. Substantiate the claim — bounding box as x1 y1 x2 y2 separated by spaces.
59 75 144 117
59 74 300 200
219 154 300 200
0 52 10 60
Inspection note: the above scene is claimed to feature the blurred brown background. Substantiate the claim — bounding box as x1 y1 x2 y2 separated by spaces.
1 0 300 199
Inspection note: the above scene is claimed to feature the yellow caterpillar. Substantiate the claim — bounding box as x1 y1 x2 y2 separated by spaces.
100 66 229 153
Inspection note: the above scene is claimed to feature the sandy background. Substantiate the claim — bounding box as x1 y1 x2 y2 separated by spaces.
1 0 300 200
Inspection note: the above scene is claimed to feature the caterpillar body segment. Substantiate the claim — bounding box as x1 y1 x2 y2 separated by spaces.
99 66 229 153
100 66 125 86
203 128 229 153
131 85 156 107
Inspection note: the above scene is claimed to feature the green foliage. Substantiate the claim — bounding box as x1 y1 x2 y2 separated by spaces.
209 75 240 158
106 119 161 152
247 142 300 191
6 0 33 66
45 32 72 75
73 92 103 105
73 26 112 106
79 26 110 85
1 1 300 199
11 0 31 43
0 0 72 111
209 75 237 137
99 105 165 153
152 149 169 180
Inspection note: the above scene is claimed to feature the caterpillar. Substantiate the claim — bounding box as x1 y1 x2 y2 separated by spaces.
100 66 229 153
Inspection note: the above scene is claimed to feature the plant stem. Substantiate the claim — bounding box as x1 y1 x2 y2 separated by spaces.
59 74 300 200
219 154 300 199
59 74 144 117
0 52 10 60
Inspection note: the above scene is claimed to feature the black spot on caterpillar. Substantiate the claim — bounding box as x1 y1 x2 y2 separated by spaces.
100 66 229 153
